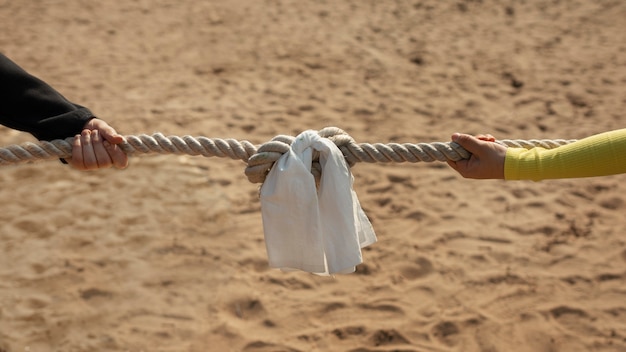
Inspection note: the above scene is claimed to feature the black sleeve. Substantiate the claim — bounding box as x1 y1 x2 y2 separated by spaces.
0 53 94 141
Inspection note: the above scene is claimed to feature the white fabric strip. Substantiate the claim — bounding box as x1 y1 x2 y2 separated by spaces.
260 130 377 275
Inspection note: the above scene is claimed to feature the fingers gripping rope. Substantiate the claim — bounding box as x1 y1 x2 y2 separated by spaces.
0 127 576 183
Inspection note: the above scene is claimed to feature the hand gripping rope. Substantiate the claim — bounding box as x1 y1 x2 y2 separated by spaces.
0 127 576 183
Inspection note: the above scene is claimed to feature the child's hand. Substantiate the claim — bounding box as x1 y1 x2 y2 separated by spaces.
447 133 507 179
66 118 129 170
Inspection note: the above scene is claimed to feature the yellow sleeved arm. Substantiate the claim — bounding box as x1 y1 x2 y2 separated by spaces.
504 128 626 181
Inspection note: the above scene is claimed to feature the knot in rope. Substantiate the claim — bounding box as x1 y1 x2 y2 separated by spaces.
244 127 354 184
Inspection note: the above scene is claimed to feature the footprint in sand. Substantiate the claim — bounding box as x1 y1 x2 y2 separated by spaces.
369 328 411 347
331 325 366 340
242 340 301 352
431 320 460 347
545 305 596 336
399 257 433 280
230 297 266 320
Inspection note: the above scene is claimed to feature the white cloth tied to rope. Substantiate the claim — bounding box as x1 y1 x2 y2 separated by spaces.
260 130 377 276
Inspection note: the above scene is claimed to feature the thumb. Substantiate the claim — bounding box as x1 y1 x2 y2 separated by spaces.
99 127 124 144
451 133 485 156
87 119 124 144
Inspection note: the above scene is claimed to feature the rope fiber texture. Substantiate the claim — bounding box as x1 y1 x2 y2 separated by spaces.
0 127 576 184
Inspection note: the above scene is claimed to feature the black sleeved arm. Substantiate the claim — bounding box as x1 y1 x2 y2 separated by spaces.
0 53 93 141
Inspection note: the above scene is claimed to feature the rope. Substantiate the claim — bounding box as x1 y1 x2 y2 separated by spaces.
0 127 576 184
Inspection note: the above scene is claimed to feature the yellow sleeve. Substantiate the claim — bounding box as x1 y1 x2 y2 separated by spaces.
504 129 626 181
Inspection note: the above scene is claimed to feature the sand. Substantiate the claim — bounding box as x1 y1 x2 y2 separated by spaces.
1 1 625 351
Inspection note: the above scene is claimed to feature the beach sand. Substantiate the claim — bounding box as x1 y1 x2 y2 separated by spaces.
1 1 625 351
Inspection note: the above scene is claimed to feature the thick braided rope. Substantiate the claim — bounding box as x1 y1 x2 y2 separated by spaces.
0 127 576 183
